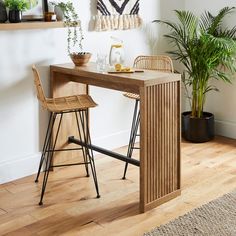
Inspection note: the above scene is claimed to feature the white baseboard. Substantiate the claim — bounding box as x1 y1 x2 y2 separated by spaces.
0 130 132 184
0 153 40 184
215 119 236 139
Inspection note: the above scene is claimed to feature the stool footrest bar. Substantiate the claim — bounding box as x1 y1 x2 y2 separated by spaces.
68 136 140 167
46 148 82 152
52 162 90 168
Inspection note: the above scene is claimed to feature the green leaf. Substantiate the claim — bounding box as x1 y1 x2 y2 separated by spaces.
153 7 236 118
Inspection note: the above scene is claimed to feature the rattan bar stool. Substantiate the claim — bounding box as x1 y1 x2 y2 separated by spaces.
122 55 174 179
32 65 100 205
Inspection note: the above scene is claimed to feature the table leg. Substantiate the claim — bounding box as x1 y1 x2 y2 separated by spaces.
140 81 181 213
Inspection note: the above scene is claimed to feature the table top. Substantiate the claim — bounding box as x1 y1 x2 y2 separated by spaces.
51 63 181 87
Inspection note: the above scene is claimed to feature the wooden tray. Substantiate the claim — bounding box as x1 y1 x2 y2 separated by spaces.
107 70 144 74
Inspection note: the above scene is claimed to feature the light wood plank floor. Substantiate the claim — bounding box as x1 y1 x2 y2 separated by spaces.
0 136 236 236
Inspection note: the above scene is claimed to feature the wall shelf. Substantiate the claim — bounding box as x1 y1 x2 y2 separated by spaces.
0 21 65 31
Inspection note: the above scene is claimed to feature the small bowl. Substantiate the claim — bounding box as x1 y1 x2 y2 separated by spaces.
70 52 92 66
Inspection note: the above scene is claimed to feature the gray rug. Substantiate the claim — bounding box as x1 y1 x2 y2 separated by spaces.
144 190 236 236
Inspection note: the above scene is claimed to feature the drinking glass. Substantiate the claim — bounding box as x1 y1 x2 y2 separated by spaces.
96 53 107 72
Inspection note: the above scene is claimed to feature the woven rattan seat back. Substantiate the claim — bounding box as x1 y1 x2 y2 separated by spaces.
133 55 174 72
32 65 97 112
32 65 47 109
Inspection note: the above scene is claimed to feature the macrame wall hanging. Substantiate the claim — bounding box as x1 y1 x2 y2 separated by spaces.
94 0 142 31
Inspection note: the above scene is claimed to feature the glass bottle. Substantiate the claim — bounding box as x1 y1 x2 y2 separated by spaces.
109 37 125 66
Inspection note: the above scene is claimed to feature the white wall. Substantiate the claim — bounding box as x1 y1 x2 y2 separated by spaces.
3 0 235 184
184 0 236 139
0 0 185 183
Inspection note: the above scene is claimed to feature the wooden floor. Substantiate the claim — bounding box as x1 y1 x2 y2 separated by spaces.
0 136 236 236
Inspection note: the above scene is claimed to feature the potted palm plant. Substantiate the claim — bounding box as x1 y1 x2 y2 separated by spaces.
50 1 91 65
4 0 29 23
154 7 236 142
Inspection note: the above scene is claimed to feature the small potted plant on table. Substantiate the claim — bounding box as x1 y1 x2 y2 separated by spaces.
51 0 91 66
4 0 29 23
154 7 236 142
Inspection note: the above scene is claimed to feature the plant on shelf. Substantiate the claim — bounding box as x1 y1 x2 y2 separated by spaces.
50 1 91 65
4 0 29 23
154 7 236 142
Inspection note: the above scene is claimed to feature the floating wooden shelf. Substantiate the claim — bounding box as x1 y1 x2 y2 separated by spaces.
0 21 65 31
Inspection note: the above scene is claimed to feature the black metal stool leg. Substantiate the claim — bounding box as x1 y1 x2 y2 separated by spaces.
79 110 100 198
39 113 63 205
75 111 90 177
35 113 55 183
122 99 140 179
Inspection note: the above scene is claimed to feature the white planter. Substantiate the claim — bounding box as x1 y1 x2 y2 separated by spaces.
54 6 64 21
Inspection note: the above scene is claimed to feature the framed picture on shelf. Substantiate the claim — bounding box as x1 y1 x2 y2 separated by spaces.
22 0 44 21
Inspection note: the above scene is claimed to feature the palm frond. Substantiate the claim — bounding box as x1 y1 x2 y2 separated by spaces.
204 85 219 94
203 7 235 35
174 10 199 40
199 11 213 32
217 26 236 39
153 7 236 118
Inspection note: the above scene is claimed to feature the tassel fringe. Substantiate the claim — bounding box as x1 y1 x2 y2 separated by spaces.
94 14 142 31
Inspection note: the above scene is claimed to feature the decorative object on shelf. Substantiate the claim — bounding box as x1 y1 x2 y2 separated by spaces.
43 1 56 21
44 11 56 21
50 1 76 22
22 0 43 21
4 0 29 23
94 0 142 31
154 7 236 142
109 36 125 66
54 5 63 21
0 0 7 23
50 1 71 21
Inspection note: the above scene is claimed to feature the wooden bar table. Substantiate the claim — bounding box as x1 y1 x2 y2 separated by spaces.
50 62 181 213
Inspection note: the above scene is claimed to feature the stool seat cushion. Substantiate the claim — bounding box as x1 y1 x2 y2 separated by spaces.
46 95 97 112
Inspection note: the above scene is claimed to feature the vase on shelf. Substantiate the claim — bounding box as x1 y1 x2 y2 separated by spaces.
9 10 22 23
54 6 64 21
0 0 7 23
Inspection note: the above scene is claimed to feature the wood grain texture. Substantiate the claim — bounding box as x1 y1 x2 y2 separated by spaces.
0 21 65 31
0 137 236 236
50 63 181 211
50 63 180 94
140 81 181 212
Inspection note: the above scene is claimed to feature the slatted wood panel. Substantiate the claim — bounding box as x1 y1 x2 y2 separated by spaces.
140 81 181 212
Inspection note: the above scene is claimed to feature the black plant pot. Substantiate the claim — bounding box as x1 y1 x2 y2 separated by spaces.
0 0 7 23
182 111 215 143
9 10 22 23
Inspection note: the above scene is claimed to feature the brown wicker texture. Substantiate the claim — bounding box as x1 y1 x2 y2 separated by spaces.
123 55 174 100
32 65 97 112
